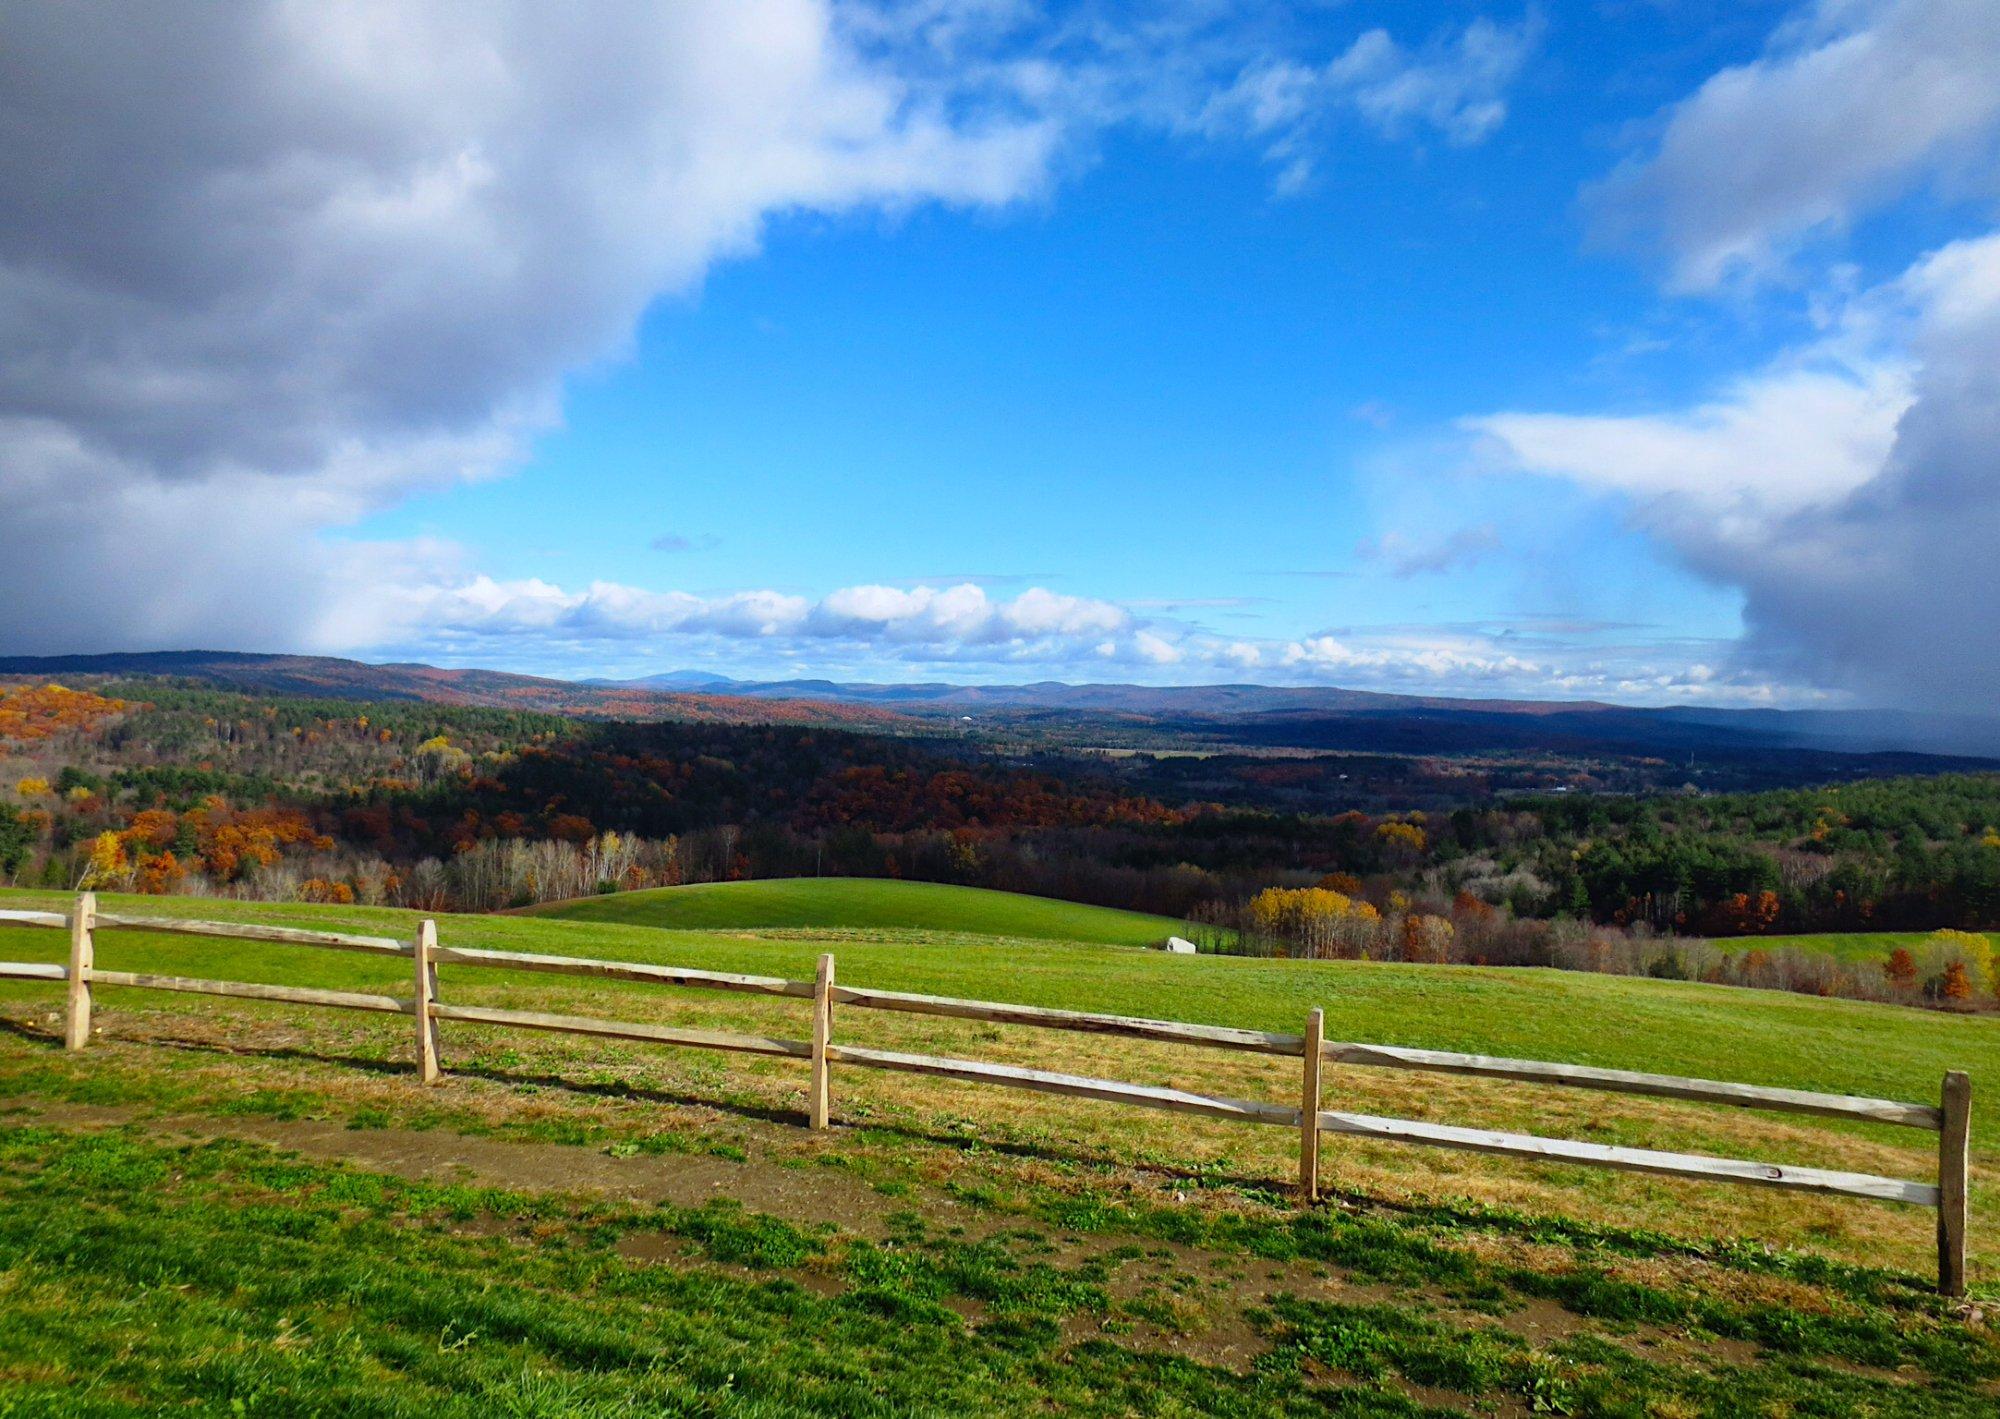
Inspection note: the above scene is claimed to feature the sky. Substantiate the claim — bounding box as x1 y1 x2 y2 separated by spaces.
3 0 1998 709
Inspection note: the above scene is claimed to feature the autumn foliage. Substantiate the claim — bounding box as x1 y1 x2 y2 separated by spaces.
0 683 126 746
0 674 1994 1022
69 799 332 891
1244 885 1380 958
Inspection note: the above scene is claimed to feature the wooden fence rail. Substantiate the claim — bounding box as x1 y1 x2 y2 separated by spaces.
0 893 1975 1294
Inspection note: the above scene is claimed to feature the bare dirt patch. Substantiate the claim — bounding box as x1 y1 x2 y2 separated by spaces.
9 1097 1505 1396
20 1099 916 1239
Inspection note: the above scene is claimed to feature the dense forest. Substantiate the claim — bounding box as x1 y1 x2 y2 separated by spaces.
2 678 1997 947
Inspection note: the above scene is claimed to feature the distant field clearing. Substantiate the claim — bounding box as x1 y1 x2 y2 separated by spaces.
1710 930 1999 964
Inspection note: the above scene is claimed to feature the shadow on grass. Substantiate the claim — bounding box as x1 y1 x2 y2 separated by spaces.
0 1015 62 1047
10 1013 1305 1195
449 1060 803 1128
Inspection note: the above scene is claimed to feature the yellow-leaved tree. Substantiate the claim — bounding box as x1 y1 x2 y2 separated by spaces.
1921 930 1995 999
79 830 130 890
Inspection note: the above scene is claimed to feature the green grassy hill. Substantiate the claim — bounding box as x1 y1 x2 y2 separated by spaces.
5 888 2000 1410
2 888 1993 1138
525 876 1190 947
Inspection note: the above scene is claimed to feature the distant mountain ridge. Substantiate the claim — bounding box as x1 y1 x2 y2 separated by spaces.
0 651 911 729
7 650 2000 761
600 668 2000 759
599 669 1631 714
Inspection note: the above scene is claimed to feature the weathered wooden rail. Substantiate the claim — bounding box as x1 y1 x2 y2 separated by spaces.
0 894 1976 1293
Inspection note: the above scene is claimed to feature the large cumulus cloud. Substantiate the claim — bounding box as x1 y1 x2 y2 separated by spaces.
0 0 1053 653
1472 233 2000 711
0 0 1538 667
1723 237 2000 707
1587 0 2000 290
1461 0 2000 712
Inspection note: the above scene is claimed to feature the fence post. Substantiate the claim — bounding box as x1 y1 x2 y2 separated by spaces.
64 891 96 1051
1938 1070 1970 1296
810 952 834 1129
414 919 442 1084
1300 1007 1325 1202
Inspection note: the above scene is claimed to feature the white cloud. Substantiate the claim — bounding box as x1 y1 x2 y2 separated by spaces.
1357 524 1504 577
0 0 1055 656
1467 360 1912 519
339 562 1784 703
1194 13 1540 187
807 582 1126 643
1327 17 1539 147
387 577 1132 657
1588 0 2000 290
0 1 1542 660
1282 634 1546 684
1260 628 1801 704
1470 229 2000 710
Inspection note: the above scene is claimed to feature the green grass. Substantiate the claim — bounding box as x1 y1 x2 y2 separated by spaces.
3 888 1998 1281
4 887 1996 1136
7 889 2000 1410
537 879 2000 980
527 876 1191 946
3 1126 1997 1416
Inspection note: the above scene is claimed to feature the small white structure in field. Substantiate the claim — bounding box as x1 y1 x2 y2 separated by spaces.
1164 936 1197 955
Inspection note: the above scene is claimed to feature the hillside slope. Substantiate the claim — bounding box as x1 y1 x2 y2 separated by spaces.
526 877 1188 947
2 888 1991 1138
3 884 1998 1391
10 649 2000 760
0 650 910 728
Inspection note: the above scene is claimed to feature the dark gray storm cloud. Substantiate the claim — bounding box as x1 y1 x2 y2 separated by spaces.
1471 0 2000 712
0 1 1051 653
0 1 1535 665
1476 234 2000 712
1718 239 2000 709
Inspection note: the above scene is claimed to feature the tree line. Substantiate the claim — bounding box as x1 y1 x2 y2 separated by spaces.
2 678 1997 947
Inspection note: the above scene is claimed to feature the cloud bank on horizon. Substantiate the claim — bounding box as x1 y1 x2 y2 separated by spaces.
2 0 1996 709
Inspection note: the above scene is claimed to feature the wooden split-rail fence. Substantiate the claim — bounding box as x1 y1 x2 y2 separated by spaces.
0 893 1976 1294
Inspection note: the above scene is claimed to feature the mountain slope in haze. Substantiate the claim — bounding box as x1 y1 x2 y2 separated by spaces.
606 670 1588 714
608 670 2000 759
0 651 912 729
8 650 2000 763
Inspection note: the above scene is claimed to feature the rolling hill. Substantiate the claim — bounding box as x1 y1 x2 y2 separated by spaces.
525 877 1190 947
3 887 1994 1140
4 888 1997 1410
1716 930 2000 965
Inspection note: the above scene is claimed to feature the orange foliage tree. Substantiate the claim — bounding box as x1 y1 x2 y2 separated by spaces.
0 683 127 746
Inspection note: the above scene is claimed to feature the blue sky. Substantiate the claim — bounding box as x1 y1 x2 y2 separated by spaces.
8 2 2000 707
365 3 1756 685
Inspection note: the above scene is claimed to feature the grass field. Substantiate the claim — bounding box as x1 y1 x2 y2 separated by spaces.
4 888 1999 1413
526 876 1192 946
